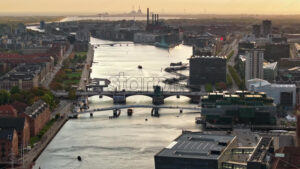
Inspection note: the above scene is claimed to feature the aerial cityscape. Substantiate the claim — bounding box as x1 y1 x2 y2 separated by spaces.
1 0 300 169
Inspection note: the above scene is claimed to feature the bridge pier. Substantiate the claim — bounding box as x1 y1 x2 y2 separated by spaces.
152 96 164 105
113 95 126 104
189 96 201 104
151 108 160 117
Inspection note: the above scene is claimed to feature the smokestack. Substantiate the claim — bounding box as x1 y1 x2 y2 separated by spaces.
152 14 154 24
147 8 149 25
157 14 159 23
155 14 157 24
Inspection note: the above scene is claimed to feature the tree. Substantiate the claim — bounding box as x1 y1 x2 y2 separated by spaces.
226 74 233 87
11 93 24 103
0 90 10 105
68 89 77 100
10 86 20 95
205 83 213 92
216 82 227 91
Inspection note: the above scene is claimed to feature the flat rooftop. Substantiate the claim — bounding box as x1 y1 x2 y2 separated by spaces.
155 132 235 160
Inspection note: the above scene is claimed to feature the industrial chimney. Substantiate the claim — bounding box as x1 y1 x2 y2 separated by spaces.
152 14 154 24
147 8 149 25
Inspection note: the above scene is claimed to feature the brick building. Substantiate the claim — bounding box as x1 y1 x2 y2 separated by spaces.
0 118 30 147
0 53 54 72
0 105 18 118
0 129 18 163
22 100 51 136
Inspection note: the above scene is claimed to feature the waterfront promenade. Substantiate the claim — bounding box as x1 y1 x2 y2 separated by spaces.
16 102 72 169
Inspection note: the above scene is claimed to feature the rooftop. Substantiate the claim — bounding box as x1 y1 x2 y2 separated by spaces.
190 55 226 60
0 117 25 132
155 131 235 160
0 63 44 81
0 105 17 114
248 78 296 88
263 62 277 70
24 100 48 118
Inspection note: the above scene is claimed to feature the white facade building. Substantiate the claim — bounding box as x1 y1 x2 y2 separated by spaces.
245 49 264 82
133 32 158 44
247 78 296 107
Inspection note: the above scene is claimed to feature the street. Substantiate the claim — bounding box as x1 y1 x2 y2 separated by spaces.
42 45 74 89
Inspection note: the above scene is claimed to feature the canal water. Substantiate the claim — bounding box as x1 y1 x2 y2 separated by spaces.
33 38 201 169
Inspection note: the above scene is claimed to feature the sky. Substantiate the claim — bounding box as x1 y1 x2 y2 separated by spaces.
1 0 300 15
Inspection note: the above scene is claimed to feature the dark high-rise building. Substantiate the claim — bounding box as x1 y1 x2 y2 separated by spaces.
262 20 272 37
252 24 261 38
264 43 290 62
189 56 226 86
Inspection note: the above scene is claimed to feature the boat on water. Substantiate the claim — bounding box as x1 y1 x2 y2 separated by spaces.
77 156 82 161
138 65 143 69
170 62 182 66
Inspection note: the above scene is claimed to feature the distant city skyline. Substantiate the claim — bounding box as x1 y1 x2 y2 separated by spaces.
1 0 300 15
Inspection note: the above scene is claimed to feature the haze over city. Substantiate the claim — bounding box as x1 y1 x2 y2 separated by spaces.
1 0 300 15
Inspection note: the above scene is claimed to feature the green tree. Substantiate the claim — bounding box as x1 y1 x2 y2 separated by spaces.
68 89 77 100
226 74 233 87
10 86 20 95
0 90 11 105
205 83 213 92
216 82 227 91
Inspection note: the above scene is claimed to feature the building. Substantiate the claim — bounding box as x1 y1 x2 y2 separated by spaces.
22 100 51 136
262 20 272 37
238 41 255 55
155 132 236 169
263 62 278 83
189 56 227 86
0 63 48 90
247 79 296 108
0 53 54 72
75 30 91 42
0 118 30 147
278 58 300 70
245 49 264 82
201 91 276 126
74 41 89 52
0 129 18 163
271 146 300 169
252 24 261 38
133 32 158 44
264 43 290 62
295 43 300 57
155 131 274 169
0 105 18 118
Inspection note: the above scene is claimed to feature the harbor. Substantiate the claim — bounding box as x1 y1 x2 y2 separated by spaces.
32 38 197 169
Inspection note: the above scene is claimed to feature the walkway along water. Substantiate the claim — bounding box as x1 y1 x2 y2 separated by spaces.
16 102 72 169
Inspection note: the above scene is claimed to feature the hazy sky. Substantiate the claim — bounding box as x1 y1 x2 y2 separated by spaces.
1 0 300 15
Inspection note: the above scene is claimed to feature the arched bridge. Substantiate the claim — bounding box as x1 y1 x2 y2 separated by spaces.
54 90 207 104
